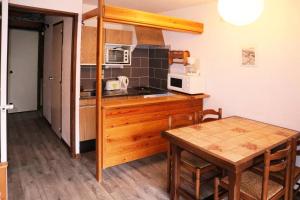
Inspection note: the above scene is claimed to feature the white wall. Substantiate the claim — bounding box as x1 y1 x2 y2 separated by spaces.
10 0 82 154
43 16 73 146
163 0 300 132
10 0 82 13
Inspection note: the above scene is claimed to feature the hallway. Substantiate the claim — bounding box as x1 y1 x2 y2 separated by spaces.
7 112 169 200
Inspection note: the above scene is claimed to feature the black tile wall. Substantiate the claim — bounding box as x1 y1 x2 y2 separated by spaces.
80 65 96 90
149 49 169 90
81 48 169 91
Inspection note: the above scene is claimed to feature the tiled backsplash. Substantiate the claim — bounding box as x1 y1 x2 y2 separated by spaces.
103 48 150 88
149 49 169 90
80 65 96 90
80 48 169 91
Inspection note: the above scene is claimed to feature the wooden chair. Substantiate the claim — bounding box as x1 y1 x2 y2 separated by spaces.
214 141 292 200
292 138 300 197
200 108 222 123
167 108 222 199
252 137 300 198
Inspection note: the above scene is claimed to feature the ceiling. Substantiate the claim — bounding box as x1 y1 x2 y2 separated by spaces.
83 0 213 13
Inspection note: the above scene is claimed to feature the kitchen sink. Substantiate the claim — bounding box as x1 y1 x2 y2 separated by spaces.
143 92 175 98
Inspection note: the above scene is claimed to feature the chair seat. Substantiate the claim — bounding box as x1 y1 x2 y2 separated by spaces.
221 171 283 199
181 151 211 169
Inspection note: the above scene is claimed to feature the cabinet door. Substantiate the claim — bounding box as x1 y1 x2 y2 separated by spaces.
81 26 97 64
105 29 132 45
80 106 96 141
170 112 195 129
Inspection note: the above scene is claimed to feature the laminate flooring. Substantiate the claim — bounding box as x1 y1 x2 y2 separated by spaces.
7 112 214 200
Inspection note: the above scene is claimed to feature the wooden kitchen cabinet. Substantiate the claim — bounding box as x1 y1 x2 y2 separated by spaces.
105 29 133 45
81 27 133 64
80 101 96 141
81 26 97 64
0 163 7 200
102 97 203 168
169 112 196 129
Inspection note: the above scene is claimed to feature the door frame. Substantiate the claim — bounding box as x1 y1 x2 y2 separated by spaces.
1 0 9 163
8 4 79 158
1 1 9 198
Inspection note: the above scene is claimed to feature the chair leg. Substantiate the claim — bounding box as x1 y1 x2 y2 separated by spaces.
166 143 172 193
214 177 220 200
195 169 201 200
294 183 300 198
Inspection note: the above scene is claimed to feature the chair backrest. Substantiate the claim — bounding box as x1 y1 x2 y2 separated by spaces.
200 108 222 123
296 137 300 156
261 141 291 200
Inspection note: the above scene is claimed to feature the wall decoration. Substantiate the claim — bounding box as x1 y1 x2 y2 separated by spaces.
242 48 256 66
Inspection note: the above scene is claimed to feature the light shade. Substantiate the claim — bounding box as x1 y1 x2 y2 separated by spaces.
218 0 264 26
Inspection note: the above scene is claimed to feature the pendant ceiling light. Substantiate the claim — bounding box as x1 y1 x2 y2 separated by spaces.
218 0 264 26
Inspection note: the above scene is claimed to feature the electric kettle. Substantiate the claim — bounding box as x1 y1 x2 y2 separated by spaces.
118 76 129 90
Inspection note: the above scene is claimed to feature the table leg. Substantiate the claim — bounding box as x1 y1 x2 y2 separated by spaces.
228 169 241 200
170 144 181 200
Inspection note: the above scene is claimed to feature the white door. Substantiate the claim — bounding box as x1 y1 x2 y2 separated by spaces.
51 22 63 137
8 29 39 113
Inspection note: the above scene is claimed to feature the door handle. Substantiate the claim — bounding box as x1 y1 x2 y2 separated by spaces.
49 76 54 80
1 103 14 111
9 70 13 74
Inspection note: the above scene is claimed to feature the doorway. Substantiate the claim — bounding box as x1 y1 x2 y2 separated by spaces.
6 5 78 156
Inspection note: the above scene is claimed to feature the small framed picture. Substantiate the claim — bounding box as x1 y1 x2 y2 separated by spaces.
242 48 256 67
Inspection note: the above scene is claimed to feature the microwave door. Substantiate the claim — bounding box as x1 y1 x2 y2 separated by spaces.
170 78 183 88
108 50 124 63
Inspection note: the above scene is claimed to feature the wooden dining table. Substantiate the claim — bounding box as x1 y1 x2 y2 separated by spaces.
161 116 300 200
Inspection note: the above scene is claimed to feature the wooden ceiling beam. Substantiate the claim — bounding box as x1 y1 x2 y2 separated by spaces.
82 6 204 34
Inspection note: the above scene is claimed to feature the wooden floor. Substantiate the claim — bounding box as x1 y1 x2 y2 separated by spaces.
7 111 171 200
8 112 300 200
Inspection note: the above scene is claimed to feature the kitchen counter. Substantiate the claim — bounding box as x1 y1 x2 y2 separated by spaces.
80 92 209 109
101 91 209 168
79 90 209 168
102 92 209 109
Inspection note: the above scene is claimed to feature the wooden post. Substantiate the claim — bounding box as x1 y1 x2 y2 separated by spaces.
96 0 104 182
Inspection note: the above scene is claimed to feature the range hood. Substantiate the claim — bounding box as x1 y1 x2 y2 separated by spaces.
134 26 170 49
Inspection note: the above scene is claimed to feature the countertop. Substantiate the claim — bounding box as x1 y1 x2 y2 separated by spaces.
80 92 209 109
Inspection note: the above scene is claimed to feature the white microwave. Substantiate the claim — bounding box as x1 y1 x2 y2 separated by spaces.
105 44 131 65
167 73 204 94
